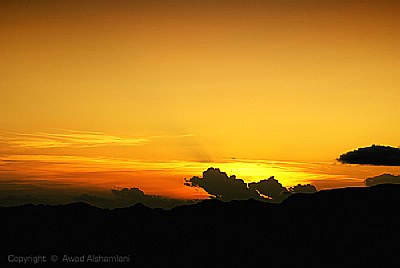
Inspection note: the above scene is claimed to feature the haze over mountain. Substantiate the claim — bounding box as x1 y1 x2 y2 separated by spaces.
0 167 318 209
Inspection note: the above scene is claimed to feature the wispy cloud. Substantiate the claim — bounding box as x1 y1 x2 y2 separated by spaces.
0 130 191 149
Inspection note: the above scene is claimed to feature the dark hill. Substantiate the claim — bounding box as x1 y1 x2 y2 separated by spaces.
1 185 400 267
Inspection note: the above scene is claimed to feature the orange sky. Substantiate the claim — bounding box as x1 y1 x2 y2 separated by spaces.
1 0 400 200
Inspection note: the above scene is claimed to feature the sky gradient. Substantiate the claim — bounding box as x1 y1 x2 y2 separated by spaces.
1 0 400 203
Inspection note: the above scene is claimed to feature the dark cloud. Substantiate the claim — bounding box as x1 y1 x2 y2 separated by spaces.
249 177 290 202
338 145 400 166
185 168 261 201
289 184 317 194
364 174 400 186
111 187 147 202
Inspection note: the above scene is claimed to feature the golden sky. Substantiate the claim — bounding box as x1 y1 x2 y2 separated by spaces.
1 0 400 200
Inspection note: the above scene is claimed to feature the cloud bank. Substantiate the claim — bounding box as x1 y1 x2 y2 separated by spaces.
185 167 317 203
185 168 261 201
338 145 400 166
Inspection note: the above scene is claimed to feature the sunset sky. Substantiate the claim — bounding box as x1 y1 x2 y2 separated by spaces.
1 0 400 203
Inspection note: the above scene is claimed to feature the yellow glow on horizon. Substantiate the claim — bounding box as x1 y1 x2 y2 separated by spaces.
2 152 399 200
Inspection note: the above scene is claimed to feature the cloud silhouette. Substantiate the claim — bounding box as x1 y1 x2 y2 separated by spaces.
364 174 400 186
111 187 147 201
185 167 317 202
289 184 317 193
185 168 262 201
338 145 400 166
248 177 290 202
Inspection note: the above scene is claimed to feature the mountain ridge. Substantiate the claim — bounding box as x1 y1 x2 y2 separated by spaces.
1 184 399 267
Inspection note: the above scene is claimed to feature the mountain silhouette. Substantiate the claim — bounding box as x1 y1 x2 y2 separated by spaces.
1 184 399 267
